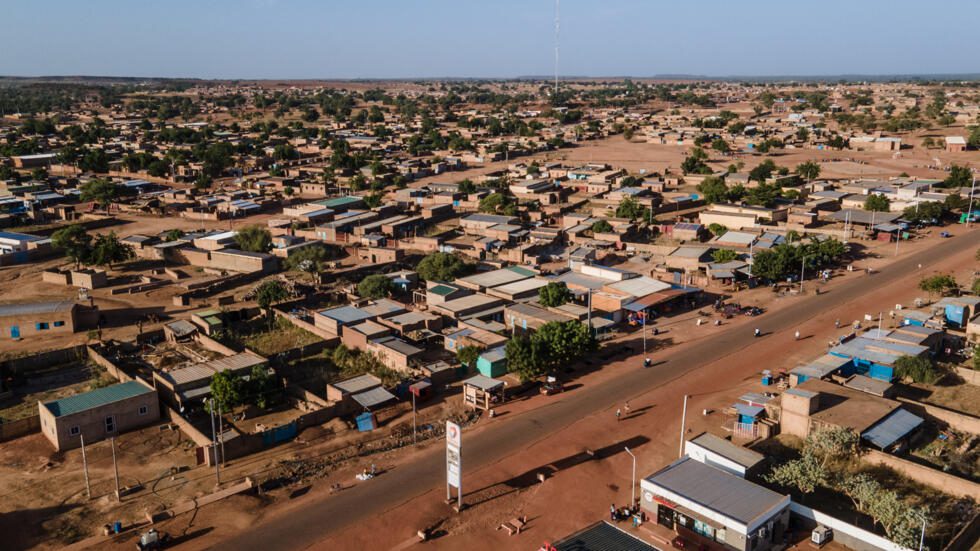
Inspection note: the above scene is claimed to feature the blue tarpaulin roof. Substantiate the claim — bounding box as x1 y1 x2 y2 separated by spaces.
861 408 924 449
734 403 764 418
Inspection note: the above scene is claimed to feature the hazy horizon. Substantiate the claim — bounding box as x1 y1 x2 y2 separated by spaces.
3 0 979 80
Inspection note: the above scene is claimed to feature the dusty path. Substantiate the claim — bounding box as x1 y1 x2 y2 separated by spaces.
199 227 979 551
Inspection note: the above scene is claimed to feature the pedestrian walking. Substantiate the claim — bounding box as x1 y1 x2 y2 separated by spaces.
624 402 631 415
616 409 622 422
834 319 840 329
794 330 800 341
610 503 617 521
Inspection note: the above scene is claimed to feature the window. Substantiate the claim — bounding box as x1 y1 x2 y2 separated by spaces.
105 416 115 433
69 426 80 436
53 321 65 327
138 405 148 416
36 322 50 330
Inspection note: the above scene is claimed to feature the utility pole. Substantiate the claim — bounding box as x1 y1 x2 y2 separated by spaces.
209 398 221 486
678 395 688 458
586 288 593 335
80 434 91 499
642 311 647 356
968 175 976 228
217 400 225 466
624 447 636 508
412 390 417 445
918 514 927 551
111 437 121 502
799 256 806 293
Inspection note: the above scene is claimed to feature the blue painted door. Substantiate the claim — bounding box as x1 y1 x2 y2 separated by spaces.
10 326 19 339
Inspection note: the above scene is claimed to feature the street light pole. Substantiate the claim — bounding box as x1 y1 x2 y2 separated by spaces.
642 312 646 356
799 256 806 294
412 390 417 445
624 447 637 508
678 395 689 458
918 514 927 551
968 175 976 228
111 437 121 502
79 434 91 499
208 398 221 486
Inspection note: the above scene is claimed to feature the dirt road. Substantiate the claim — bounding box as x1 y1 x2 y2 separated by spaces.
205 228 978 551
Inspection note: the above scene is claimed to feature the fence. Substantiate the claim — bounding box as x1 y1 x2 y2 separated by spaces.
0 345 86 377
789 502 910 551
861 449 980 501
896 397 980 435
0 415 41 442
733 422 758 439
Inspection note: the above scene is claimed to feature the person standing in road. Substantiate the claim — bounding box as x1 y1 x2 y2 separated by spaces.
624 402 631 416
616 409 622 422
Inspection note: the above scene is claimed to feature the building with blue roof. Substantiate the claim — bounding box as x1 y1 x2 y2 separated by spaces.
39 380 159 451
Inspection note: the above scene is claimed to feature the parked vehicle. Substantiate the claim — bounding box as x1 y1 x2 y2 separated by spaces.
137 529 169 550
540 375 564 395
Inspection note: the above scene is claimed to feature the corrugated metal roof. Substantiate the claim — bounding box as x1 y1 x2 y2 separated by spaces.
352 387 397 409
332 374 382 394
0 300 76 318
43 381 154 418
462 374 505 391
554 521 658 551
861 408 923 449
318 305 374 324
645 457 787 527
688 432 764 469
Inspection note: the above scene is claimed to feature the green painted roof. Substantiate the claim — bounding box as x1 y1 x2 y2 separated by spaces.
194 309 222 317
428 284 456 296
507 266 536 277
43 381 154 418
315 196 363 208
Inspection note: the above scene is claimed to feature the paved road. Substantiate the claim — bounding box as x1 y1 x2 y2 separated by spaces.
217 230 977 551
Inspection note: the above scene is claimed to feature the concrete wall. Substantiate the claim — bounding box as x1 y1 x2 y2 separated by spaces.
861 449 980 501
86 345 135 383
0 345 85 376
0 415 40 442
789 502 909 551
897 397 980 435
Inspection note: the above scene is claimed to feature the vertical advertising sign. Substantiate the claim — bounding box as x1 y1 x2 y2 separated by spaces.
446 421 462 508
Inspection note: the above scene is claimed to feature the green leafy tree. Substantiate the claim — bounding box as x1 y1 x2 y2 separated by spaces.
255 279 289 323
615 196 646 220
707 223 727 237
697 176 729 204
804 427 859 467
247 365 275 409
88 232 134 269
864 194 891 212
591 220 614 234
711 138 730 154
894 355 939 383
505 335 547 382
358 274 394 299
968 126 980 149
538 282 572 308
51 224 92 268
918 274 958 298
210 370 244 411
456 345 482 369
902 202 946 225
164 229 185 242
80 178 118 211
941 164 973 189
285 244 330 285
457 179 476 195
680 147 711 175
234 225 273 253
764 450 827 501
534 321 597 372
478 192 516 215
748 159 777 182
972 278 980 296
795 161 821 181
416 252 471 282
712 249 738 263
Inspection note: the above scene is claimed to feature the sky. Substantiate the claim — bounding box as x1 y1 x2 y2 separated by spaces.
2 0 979 80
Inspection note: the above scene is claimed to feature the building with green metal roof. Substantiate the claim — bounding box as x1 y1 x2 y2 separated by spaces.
39 380 160 451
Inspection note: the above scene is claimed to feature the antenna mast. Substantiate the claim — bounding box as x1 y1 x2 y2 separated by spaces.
554 0 560 97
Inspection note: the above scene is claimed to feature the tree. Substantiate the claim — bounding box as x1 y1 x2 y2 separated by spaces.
968 125 980 149
864 193 891 212
615 196 646 221
456 345 482 369
506 335 547 382
88 232 134 269
795 161 821 181
51 224 92 268
538 282 572 308
80 178 118 211
918 274 958 298
210 370 244 412
804 427 859 467
591 220 613 234
942 164 973 189
711 138 730 154
748 159 777 182
255 280 289 319
478 192 516 215
358 274 393 299
680 147 711 175
707 223 727 237
234 225 273 253
697 176 729 204
247 364 275 409
457 179 476 195
712 249 738 263
534 321 597 373
416 252 471 282
894 355 940 383
764 450 827 500
164 229 185 242
902 201 946 225
972 277 980 296
285 244 330 285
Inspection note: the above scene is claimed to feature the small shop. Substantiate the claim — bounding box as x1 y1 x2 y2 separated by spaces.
461 374 506 411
